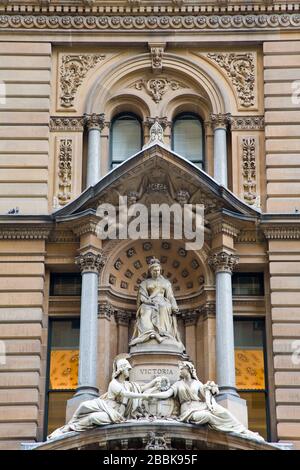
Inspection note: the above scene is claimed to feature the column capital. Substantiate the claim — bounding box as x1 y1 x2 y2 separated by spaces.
199 302 216 319
144 116 172 130
75 250 106 274
208 251 239 274
84 112 105 131
210 113 232 130
114 309 131 326
98 302 114 320
181 309 200 326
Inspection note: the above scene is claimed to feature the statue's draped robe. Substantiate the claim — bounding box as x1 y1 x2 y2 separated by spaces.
130 275 182 346
47 379 142 440
171 379 264 440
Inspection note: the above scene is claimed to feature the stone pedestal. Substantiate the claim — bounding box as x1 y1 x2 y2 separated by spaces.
216 393 248 429
129 342 187 385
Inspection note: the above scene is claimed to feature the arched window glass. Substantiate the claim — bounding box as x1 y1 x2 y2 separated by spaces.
172 114 204 168
110 113 142 168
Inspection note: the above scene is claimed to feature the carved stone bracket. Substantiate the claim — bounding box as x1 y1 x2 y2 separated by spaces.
149 44 165 72
59 54 105 108
75 250 106 274
84 113 106 130
208 251 239 273
207 52 256 108
210 220 240 239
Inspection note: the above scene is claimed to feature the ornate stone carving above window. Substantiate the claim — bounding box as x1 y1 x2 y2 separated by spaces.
242 137 258 206
57 138 72 206
206 52 256 108
130 77 188 103
59 54 105 108
150 46 165 71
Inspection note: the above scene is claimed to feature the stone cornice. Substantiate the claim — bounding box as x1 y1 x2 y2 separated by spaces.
210 220 240 239
0 226 51 240
263 226 300 240
0 10 300 31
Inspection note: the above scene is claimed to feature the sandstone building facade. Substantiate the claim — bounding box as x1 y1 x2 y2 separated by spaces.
0 0 300 451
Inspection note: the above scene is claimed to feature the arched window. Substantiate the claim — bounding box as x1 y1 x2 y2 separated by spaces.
172 113 204 169
110 113 143 168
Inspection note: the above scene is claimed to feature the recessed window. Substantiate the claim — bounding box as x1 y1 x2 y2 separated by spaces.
234 318 268 440
232 273 264 296
45 319 80 437
50 273 82 296
110 113 143 168
172 113 204 168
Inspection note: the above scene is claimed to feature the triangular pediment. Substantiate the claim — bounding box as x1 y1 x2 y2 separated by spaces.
54 142 260 223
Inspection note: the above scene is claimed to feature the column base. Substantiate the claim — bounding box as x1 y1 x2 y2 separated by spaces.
216 392 248 428
66 387 99 423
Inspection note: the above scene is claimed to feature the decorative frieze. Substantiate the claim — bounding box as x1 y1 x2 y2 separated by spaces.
0 13 300 31
131 77 187 103
83 113 106 130
207 53 255 108
242 137 257 206
50 116 84 132
231 116 264 131
59 54 105 108
57 138 72 206
208 251 239 273
75 250 106 274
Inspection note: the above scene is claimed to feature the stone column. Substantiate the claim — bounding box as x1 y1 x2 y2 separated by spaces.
66 250 105 420
211 113 231 187
84 113 105 187
208 251 248 427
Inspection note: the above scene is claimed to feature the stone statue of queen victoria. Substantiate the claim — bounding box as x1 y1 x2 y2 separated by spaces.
129 257 184 351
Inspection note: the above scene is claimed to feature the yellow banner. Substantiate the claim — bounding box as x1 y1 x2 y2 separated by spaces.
50 350 79 390
235 349 265 390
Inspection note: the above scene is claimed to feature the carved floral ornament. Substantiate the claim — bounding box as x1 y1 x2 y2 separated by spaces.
59 54 105 108
208 251 239 273
57 138 72 206
0 13 299 31
206 52 256 108
75 251 106 274
130 77 188 103
242 137 258 206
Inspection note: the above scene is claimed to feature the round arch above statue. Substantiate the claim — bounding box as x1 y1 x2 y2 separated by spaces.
100 238 212 301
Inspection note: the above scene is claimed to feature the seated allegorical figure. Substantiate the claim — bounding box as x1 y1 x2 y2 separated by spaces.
129 257 184 351
142 361 264 442
47 354 161 440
